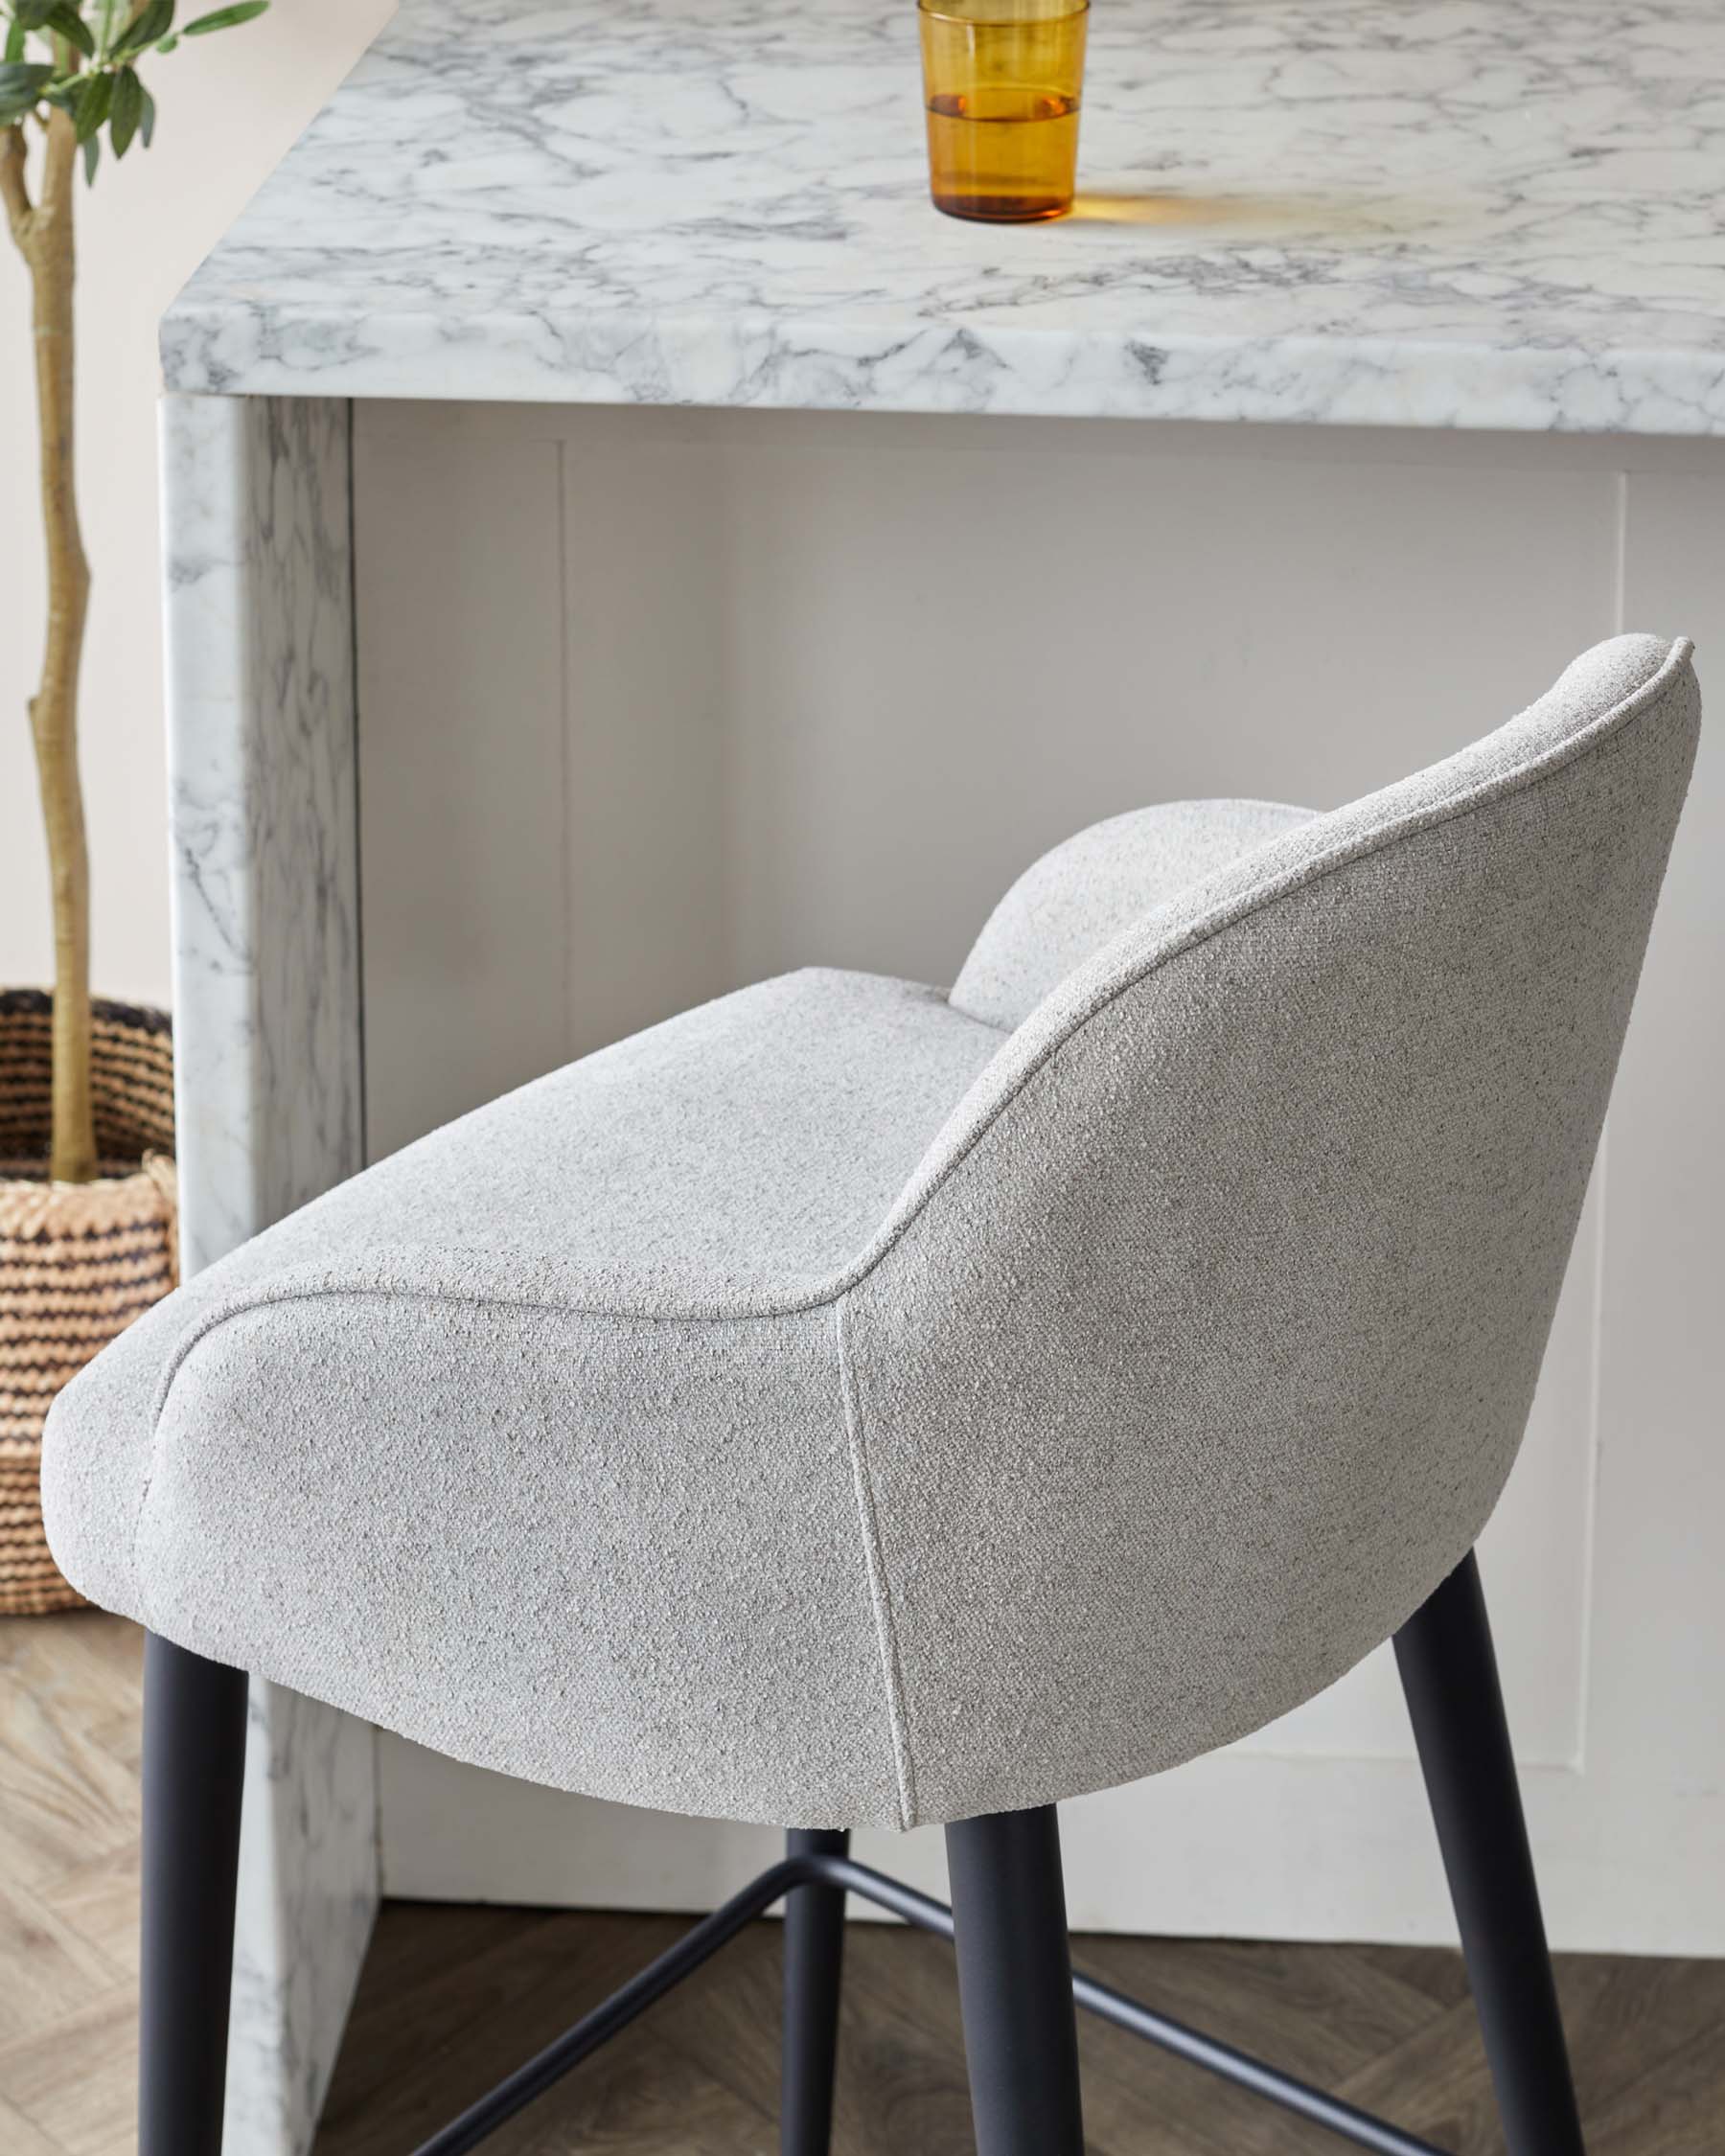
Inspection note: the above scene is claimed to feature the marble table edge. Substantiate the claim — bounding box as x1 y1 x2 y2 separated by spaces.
158 307 1725 439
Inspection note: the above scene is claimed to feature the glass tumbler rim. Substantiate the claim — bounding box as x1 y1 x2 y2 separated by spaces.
916 0 1090 22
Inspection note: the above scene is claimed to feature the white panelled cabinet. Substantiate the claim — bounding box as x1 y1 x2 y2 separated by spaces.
357 405 1725 1962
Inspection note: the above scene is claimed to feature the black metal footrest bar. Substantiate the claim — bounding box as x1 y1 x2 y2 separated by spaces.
411 1850 1449 2156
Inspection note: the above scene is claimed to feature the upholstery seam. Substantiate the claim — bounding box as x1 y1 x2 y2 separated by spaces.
129 1388 163 1636
833 1294 918 1831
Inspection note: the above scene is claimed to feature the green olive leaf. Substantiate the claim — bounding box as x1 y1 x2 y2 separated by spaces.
44 4 96 57
0 60 56 109
182 0 267 33
114 0 173 56
72 60 110 139
108 57 140 153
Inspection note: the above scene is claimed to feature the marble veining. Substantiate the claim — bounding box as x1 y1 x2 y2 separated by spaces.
160 0 1725 432
162 392 378 2156
162 394 364 1272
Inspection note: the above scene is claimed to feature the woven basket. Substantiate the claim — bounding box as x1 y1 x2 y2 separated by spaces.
1 991 177 1616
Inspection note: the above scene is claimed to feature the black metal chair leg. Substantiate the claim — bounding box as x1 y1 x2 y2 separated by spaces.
946 1806 1085 2156
140 1633 249 2156
1394 1552 1588 2156
781 1828 850 2155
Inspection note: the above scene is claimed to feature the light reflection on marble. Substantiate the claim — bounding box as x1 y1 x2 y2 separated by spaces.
159 0 1725 432
162 392 377 2156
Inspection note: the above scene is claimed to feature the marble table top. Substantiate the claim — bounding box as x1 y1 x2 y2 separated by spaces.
162 0 1725 433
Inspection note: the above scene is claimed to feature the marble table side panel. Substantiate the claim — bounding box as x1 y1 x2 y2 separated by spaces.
160 390 378 2156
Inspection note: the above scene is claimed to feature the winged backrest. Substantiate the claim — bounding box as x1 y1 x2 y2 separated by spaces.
949 796 1319 1028
837 634 1700 1823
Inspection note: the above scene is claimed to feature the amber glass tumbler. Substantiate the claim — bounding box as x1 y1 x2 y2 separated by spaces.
918 0 1089 223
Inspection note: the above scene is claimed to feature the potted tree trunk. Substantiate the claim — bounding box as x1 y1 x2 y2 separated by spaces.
1 0 268 1612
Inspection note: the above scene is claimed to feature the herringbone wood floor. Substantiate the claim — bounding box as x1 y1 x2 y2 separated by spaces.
4 1612 1722 2155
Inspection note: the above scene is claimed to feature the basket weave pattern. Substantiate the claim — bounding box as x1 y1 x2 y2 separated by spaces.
1 992 176 1616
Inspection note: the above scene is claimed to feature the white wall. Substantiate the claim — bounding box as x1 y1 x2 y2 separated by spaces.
0 0 392 1007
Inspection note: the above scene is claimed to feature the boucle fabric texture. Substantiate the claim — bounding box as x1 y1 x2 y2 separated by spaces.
43 635 1699 1829
952 797 1317 1027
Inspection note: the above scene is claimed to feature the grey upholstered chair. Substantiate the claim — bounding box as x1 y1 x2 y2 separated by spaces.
44 633 1699 2156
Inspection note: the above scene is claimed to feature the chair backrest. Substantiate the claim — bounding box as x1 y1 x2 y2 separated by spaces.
837 634 1700 1824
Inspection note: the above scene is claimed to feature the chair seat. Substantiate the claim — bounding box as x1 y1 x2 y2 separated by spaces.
41 968 1008 1826
40 634 1702 1830
227 965 1005 1317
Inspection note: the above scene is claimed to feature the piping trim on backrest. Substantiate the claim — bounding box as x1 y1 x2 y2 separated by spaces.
138 637 1698 1400
863 635 1698 1263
